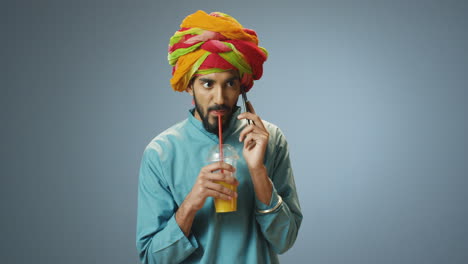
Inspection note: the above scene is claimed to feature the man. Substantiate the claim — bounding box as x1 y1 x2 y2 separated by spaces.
136 10 302 263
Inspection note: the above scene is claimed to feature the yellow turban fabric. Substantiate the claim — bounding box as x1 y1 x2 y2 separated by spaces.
168 10 268 92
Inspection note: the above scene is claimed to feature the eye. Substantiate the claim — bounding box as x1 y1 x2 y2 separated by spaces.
202 81 213 88
227 79 238 87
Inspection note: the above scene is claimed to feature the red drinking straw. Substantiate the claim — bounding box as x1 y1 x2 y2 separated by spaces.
217 114 224 172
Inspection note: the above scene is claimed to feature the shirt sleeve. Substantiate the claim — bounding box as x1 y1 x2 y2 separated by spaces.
254 127 303 254
136 146 198 264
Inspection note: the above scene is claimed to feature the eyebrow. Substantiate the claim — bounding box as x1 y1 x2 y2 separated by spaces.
198 78 214 83
198 76 240 84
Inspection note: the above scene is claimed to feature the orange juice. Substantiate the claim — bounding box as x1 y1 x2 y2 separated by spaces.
214 182 237 212
207 144 240 213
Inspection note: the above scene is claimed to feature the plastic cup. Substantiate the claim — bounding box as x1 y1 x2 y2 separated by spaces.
206 144 240 213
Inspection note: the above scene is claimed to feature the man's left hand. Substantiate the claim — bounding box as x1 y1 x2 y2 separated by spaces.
237 102 269 170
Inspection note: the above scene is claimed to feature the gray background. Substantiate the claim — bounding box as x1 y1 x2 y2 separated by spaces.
2 0 467 263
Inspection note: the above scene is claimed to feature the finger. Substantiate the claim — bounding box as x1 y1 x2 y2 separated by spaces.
237 112 266 130
202 162 236 173
243 133 257 150
243 129 267 143
240 124 269 141
205 189 233 201
205 181 238 198
239 125 255 142
237 111 256 121
208 172 239 186
246 140 256 150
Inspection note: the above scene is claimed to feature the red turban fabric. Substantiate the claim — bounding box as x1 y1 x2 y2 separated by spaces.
168 10 268 92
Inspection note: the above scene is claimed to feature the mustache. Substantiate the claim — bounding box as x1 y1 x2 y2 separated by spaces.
207 104 231 112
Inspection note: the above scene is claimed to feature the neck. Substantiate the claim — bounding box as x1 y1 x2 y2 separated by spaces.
193 108 202 121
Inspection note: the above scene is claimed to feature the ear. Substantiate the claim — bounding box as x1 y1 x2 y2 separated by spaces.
186 76 196 95
186 85 194 96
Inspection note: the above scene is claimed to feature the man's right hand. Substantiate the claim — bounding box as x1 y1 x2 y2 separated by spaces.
176 162 238 236
184 162 239 211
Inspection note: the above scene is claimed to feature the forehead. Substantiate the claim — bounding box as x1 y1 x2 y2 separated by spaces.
194 70 240 81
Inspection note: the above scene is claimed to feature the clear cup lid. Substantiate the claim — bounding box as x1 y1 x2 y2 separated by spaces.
206 144 239 162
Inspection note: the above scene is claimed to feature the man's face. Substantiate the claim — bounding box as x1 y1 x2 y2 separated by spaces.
187 70 241 135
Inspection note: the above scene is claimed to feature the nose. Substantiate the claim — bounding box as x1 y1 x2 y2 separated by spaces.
213 85 225 105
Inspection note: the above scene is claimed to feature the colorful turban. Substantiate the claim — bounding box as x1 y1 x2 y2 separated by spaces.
168 10 268 92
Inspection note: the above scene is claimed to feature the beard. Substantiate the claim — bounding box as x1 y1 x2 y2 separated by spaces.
193 93 237 136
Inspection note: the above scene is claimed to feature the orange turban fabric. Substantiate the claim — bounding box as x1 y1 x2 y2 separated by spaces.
168 10 268 92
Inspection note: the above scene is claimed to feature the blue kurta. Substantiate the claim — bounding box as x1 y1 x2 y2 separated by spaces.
136 108 302 263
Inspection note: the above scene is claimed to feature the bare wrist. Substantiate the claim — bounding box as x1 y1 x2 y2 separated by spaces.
249 164 267 176
176 201 198 237
179 199 199 216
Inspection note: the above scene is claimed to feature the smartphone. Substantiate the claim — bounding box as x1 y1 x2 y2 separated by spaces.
241 89 252 125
